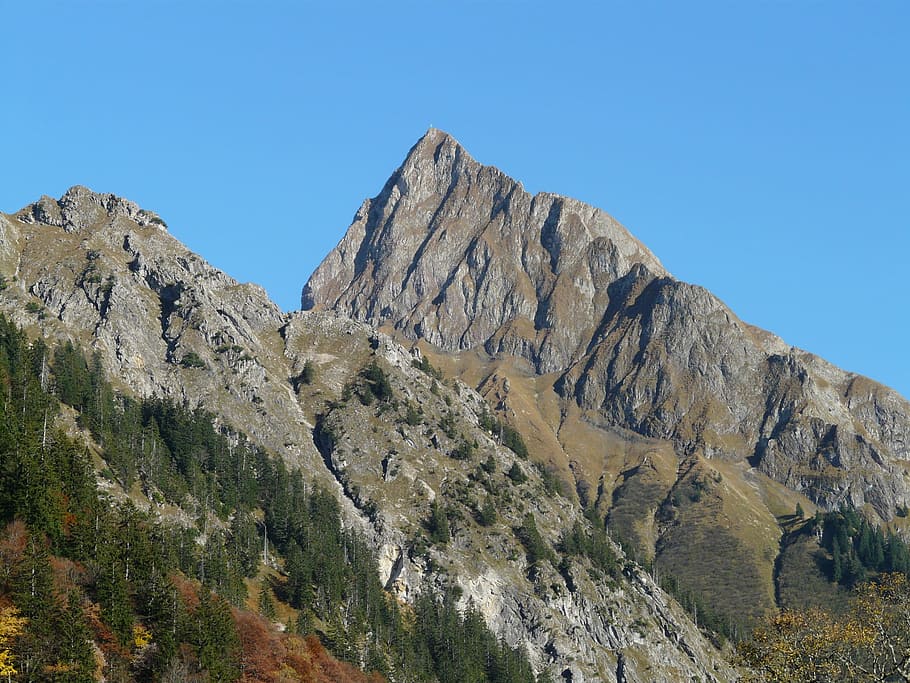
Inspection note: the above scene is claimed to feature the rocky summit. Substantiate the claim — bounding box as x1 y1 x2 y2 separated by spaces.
303 128 667 375
306 128 910 520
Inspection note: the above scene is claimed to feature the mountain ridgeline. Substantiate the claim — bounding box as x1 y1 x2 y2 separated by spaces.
1 129 908 682
304 128 910 521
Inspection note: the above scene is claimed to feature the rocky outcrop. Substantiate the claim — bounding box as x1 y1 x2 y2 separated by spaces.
18 185 168 233
305 129 910 519
299 321 736 681
2 186 316 468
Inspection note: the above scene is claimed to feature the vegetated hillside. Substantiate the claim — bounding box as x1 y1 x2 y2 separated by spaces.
0 313 390 681
304 128 910 639
0 190 736 681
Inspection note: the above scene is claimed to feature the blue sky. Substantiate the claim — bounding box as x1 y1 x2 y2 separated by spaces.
2 1 908 399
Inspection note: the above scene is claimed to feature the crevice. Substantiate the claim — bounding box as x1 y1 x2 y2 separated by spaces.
312 413 377 525
539 199 563 275
155 283 183 360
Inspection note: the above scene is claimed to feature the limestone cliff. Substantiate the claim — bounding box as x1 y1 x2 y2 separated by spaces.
303 128 667 375
304 129 910 521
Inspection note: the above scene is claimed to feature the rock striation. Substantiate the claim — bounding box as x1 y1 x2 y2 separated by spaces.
303 128 667 375
305 129 910 520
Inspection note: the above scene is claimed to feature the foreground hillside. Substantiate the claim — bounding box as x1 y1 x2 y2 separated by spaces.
0 188 734 681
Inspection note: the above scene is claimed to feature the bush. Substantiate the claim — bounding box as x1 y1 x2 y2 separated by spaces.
300 359 316 385
404 402 422 426
507 462 527 484
502 424 528 459
427 499 450 545
411 355 443 380
361 361 393 402
479 406 529 458
439 411 458 439
516 513 553 567
481 454 496 474
451 440 474 461
180 351 206 369
476 498 497 526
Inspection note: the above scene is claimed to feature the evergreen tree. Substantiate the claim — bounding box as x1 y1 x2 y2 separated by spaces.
832 537 844 583
428 499 450 545
258 584 277 621
477 497 497 526
516 513 552 567
191 589 241 682
53 592 96 682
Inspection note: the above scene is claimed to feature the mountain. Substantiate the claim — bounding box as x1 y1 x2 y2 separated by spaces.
305 129 910 636
0 187 735 681
303 128 667 375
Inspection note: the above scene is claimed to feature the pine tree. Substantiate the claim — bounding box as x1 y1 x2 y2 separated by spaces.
477 497 497 526
192 589 240 682
54 592 95 681
258 584 277 621
832 537 843 583
428 499 450 545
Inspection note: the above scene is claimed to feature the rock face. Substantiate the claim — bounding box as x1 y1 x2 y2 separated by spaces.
304 129 910 520
1 186 738 682
293 316 736 682
1 186 316 466
303 128 666 374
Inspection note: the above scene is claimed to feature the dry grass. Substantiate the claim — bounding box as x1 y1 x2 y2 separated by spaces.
775 524 852 615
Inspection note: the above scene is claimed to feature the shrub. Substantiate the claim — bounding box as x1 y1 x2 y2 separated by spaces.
507 462 527 484
180 351 206 369
404 402 422 426
361 361 393 402
451 440 474 461
502 424 528 459
411 356 443 380
476 498 497 526
300 359 316 384
516 513 553 567
427 499 450 545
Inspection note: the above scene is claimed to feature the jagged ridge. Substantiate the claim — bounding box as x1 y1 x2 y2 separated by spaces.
305 129 910 520
303 128 667 375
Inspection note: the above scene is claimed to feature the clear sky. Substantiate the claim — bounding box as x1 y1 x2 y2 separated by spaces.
2 1 908 399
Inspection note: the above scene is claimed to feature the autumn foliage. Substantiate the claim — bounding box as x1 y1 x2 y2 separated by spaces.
739 573 910 682
236 610 384 683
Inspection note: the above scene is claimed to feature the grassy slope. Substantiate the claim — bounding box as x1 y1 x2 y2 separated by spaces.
419 342 838 637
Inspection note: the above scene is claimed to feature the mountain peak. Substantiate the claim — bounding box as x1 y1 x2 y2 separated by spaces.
417 126 458 147
410 127 468 157
388 127 486 203
304 129 910 525
15 185 167 232
303 129 665 372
